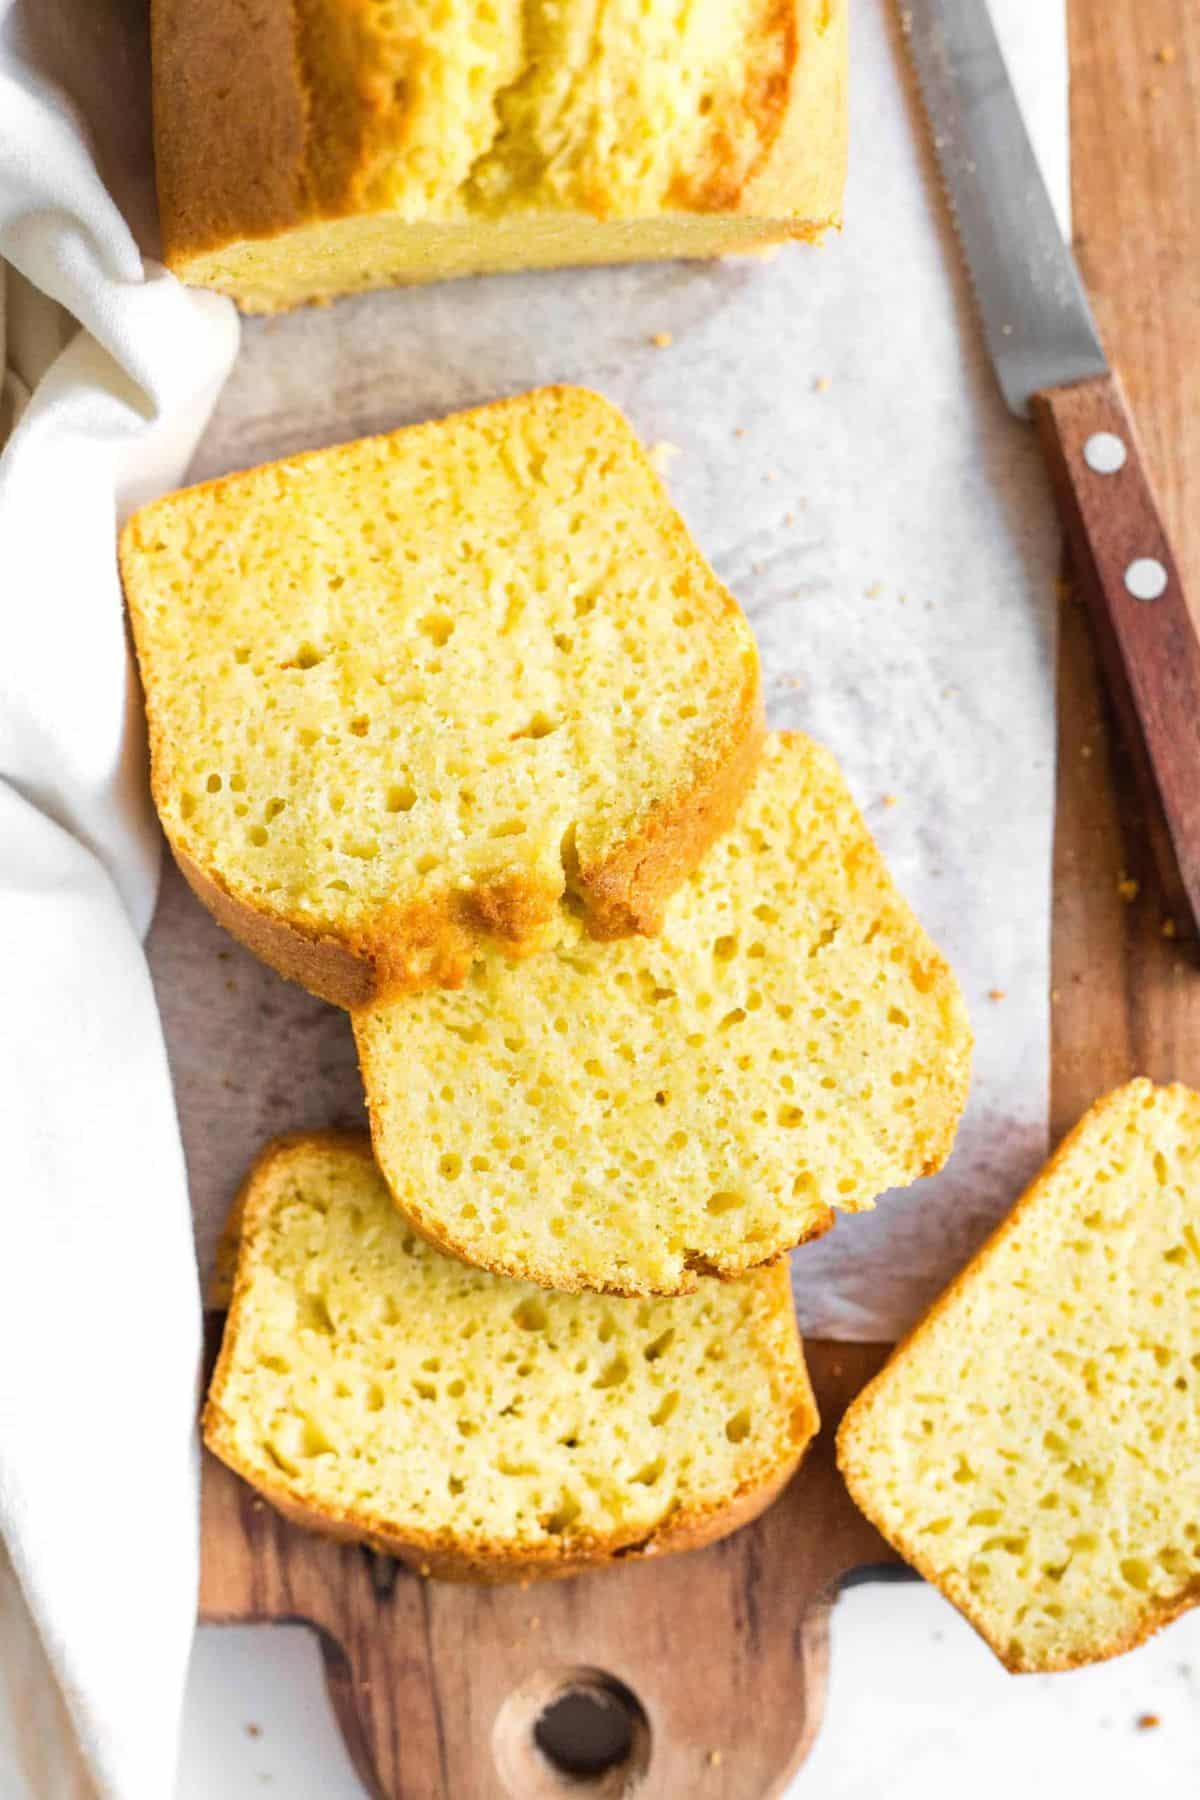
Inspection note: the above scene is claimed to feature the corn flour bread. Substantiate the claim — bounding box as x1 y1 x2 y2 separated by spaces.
151 0 848 313
204 1134 818 1581
355 732 972 1296
120 387 762 1006
838 1080 1200 1673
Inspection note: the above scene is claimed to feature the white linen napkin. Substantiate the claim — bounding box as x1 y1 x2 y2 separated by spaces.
0 4 237 1794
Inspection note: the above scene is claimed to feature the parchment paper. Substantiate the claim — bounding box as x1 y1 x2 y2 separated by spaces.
149 0 1069 1342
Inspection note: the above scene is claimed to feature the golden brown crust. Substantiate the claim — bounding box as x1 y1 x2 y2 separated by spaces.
580 661 765 940
837 1080 1200 1673
150 0 311 261
204 1134 817 1581
741 0 847 225
152 0 847 297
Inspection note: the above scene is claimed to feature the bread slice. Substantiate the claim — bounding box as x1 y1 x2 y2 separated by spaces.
203 1134 818 1581
151 0 847 312
355 732 972 1296
120 387 762 1005
838 1080 1200 1672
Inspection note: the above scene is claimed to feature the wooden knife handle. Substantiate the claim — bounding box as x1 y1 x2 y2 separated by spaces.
1032 371 1200 941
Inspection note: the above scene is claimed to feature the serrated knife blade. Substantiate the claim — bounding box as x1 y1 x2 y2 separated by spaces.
899 0 1108 417
897 0 1200 944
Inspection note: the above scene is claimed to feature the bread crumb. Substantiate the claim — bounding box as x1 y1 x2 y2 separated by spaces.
650 331 674 349
1163 919 1178 939
734 426 747 438
1137 1712 1161 1730
648 442 681 475
784 511 797 525
765 470 778 483
1051 989 1061 1003
245 1723 262 1739
419 1562 431 1577
1155 44 1177 64
988 988 1006 1002
882 793 898 809
865 582 883 599
1080 745 1093 759
707 1748 723 1766
1117 876 1139 903
812 375 832 394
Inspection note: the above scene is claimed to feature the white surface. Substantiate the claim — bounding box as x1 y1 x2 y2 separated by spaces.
177 1589 1200 1798
0 3 237 1796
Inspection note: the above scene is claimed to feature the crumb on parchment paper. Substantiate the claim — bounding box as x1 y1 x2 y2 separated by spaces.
649 331 673 349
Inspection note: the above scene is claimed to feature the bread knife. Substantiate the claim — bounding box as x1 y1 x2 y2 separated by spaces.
899 0 1200 940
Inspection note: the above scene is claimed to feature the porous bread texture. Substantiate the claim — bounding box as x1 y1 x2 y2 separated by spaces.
355 732 972 1296
204 1134 818 1581
838 1080 1200 1673
120 387 763 1006
152 0 847 312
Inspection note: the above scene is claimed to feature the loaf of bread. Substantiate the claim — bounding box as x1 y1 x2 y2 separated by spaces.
120 387 762 1006
204 1134 818 1580
150 0 848 312
838 1080 1200 1672
355 733 972 1296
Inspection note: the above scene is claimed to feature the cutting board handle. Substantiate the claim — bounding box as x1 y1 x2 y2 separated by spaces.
1032 371 1200 940
200 1340 899 1799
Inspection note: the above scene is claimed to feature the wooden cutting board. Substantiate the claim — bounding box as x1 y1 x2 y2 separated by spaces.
193 3 1200 1794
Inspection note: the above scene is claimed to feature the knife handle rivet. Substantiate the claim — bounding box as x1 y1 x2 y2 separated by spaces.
1084 432 1127 475
1125 558 1169 603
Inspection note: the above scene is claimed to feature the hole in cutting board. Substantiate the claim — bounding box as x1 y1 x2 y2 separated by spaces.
536 1682 638 1778
493 1665 651 1797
